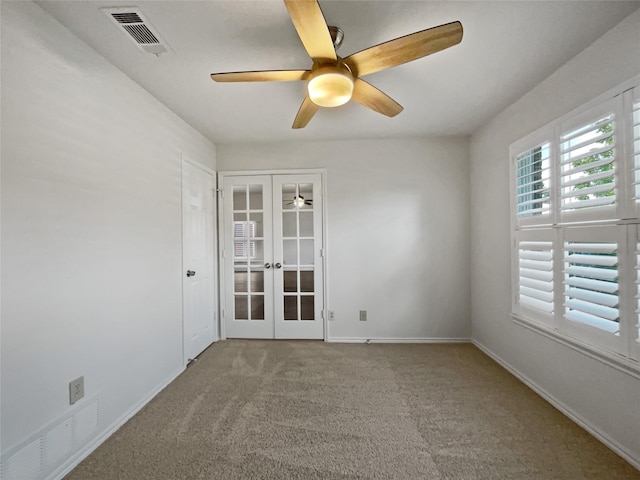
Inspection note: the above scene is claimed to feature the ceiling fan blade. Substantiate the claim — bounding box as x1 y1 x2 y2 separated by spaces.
211 70 311 82
344 21 463 77
352 78 403 117
292 95 320 129
284 0 337 64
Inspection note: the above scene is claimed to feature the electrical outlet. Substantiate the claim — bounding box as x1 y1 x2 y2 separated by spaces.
69 376 84 405
359 310 367 321
328 310 335 321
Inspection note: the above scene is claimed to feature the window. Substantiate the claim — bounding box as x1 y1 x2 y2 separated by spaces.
559 114 615 214
634 95 640 207
511 79 640 367
516 144 551 218
636 236 640 343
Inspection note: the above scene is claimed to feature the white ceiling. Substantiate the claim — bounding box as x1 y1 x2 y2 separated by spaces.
37 1 639 145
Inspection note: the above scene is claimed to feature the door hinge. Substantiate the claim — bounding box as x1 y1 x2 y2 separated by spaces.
320 248 325 258
222 309 225 319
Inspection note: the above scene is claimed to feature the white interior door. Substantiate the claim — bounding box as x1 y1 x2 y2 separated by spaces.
273 175 324 339
222 176 274 339
182 160 216 363
222 173 324 339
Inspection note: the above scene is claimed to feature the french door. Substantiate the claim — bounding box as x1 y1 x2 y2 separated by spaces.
221 173 324 339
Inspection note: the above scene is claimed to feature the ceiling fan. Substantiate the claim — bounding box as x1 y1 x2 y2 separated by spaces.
210 0 463 129
286 195 313 208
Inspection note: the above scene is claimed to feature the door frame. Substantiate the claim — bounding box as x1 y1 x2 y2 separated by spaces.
217 169 328 341
182 155 218 365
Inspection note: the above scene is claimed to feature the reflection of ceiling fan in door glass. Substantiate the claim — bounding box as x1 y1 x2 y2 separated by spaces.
286 195 313 208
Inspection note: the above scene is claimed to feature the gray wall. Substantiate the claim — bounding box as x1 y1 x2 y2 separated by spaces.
1 2 216 475
218 137 471 341
469 9 640 466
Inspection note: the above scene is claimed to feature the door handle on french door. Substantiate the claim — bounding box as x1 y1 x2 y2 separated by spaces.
264 263 271 269
186 270 196 277
274 263 282 269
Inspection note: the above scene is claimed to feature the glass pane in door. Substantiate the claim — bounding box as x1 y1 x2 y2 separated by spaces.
250 271 264 293
299 239 314 265
283 270 297 292
282 211 297 237
277 182 317 324
284 296 298 320
232 183 266 322
234 269 248 293
300 270 314 292
232 186 247 210
249 184 263 209
301 296 314 320
251 295 265 320
249 212 264 237
299 212 313 237
281 184 298 211
298 184 313 213
283 240 297 265
235 296 248 320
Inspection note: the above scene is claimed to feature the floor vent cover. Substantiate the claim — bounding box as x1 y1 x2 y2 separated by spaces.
102 7 169 55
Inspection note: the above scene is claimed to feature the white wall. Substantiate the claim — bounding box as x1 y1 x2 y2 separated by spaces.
218 137 471 341
470 9 640 466
1 1 216 475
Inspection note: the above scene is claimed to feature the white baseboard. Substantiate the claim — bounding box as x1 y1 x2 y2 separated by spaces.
47 366 185 480
472 339 640 472
327 337 471 344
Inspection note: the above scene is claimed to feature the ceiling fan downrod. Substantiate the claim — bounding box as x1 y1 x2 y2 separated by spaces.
328 26 344 51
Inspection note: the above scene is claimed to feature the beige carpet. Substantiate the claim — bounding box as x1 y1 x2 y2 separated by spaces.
64 341 639 479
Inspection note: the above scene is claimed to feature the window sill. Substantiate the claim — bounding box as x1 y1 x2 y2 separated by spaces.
512 314 640 379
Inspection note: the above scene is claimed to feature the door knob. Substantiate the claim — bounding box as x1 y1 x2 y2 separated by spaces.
264 263 271 269
186 270 196 277
274 263 282 269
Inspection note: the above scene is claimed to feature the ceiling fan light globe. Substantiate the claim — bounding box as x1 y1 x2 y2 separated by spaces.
293 196 306 208
307 67 354 108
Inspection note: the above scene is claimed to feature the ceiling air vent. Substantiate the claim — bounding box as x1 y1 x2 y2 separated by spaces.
102 7 170 56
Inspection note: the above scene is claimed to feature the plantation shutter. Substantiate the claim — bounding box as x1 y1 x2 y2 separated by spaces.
563 241 619 333
633 94 640 203
518 240 554 314
635 242 640 349
560 112 616 213
515 143 551 219
512 80 640 361
636 237 640 354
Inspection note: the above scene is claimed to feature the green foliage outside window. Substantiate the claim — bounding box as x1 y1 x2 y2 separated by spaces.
572 123 614 200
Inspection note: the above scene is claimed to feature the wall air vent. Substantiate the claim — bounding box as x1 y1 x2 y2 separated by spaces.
101 7 170 56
